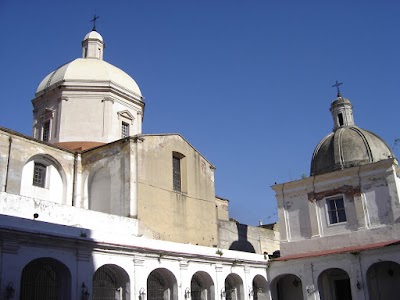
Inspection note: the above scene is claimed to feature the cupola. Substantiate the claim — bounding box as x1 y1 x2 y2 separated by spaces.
310 87 394 176
32 28 144 151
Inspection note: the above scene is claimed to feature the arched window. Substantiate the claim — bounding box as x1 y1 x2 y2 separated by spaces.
191 272 214 300
147 268 177 300
367 261 400 300
92 264 130 300
20 257 71 300
20 154 66 204
318 268 352 300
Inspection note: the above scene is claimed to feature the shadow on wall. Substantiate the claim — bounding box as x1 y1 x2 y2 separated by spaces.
229 223 256 253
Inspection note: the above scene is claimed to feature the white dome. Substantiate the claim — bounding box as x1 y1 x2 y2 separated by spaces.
83 30 103 42
36 58 142 97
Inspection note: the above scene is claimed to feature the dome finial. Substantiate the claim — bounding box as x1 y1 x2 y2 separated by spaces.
332 80 343 97
90 14 100 31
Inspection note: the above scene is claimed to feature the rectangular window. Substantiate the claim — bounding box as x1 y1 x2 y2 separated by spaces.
42 121 50 142
327 196 347 224
338 113 344 126
121 122 129 138
173 156 181 192
33 163 46 188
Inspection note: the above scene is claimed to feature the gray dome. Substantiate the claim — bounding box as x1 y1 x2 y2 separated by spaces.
311 126 394 175
310 95 395 176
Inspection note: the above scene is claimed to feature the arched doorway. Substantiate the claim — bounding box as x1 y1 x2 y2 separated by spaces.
147 268 177 300
318 268 352 300
271 274 303 300
92 264 130 300
252 275 268 300
367 261 400 300
224 273 244 300
20 257 71 300
190 271 215 300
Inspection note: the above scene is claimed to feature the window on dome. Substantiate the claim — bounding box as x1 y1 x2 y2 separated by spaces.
121 122 129 138
338 113 344 126
326 196 347 224
33 162 46 188
42 121 50 142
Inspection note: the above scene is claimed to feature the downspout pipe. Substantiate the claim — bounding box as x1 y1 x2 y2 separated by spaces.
72 152 78 206
4 136 12 192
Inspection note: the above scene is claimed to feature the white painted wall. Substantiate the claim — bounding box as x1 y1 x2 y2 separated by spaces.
20 160 64 204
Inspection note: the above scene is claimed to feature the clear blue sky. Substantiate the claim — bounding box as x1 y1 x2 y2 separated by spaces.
1 1 399 225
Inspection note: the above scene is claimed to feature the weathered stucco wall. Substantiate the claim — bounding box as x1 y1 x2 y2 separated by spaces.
218 220 280 255
273 159 400 256
81 139 132 216
216 196 229 221
0 129 75 204
136 134 218 246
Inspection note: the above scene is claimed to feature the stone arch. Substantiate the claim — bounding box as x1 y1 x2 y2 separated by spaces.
252 275 268 300
367 261 400 300
317 268 352 300
224 273 244 300
92 264 130 300
88 165 112 213
147 268 177 300
270 273 303 300
190 271 215 300
20 257 71 300
20 154 67 204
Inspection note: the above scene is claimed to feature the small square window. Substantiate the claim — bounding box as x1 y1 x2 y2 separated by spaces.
121 122 129 138
327 196 347 224
33 163 46 188
42 121 50 142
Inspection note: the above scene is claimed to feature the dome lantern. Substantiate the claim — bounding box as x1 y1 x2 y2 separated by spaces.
82 30 105 60
330 81 355 129
310 89 394 176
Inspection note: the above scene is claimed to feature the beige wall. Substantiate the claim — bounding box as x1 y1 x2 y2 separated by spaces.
81 139 132 216
136 134 218 247
216 196 229 221
218 220 280 255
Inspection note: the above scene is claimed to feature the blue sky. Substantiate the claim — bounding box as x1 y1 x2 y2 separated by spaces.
1 1 399 225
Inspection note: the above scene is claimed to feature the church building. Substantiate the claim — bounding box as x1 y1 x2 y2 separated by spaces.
268 89 400 299
1 24 399 300
0 28 274 299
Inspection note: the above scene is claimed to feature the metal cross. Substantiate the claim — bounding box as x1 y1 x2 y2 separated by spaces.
90 14 100 31
332 80 343 97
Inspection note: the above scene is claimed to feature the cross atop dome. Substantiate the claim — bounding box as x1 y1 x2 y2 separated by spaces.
332 80 343 97
90 14 100 31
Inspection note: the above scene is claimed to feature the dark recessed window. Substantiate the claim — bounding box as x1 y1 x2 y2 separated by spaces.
338 113 344 126
121 122 129 138
42 121 50 142
33 163 46 188
327 196 347 224
173 156 181 192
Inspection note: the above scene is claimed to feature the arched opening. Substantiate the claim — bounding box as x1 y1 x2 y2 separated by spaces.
20 257 71 300
147 268 177 300
190 271 215 300
271 274 302 300
318 268 352 300
224 273 244 300
92 264 130 300
367 261 400 300
252 275 268 300
20 154 66 204
89 167 112 213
